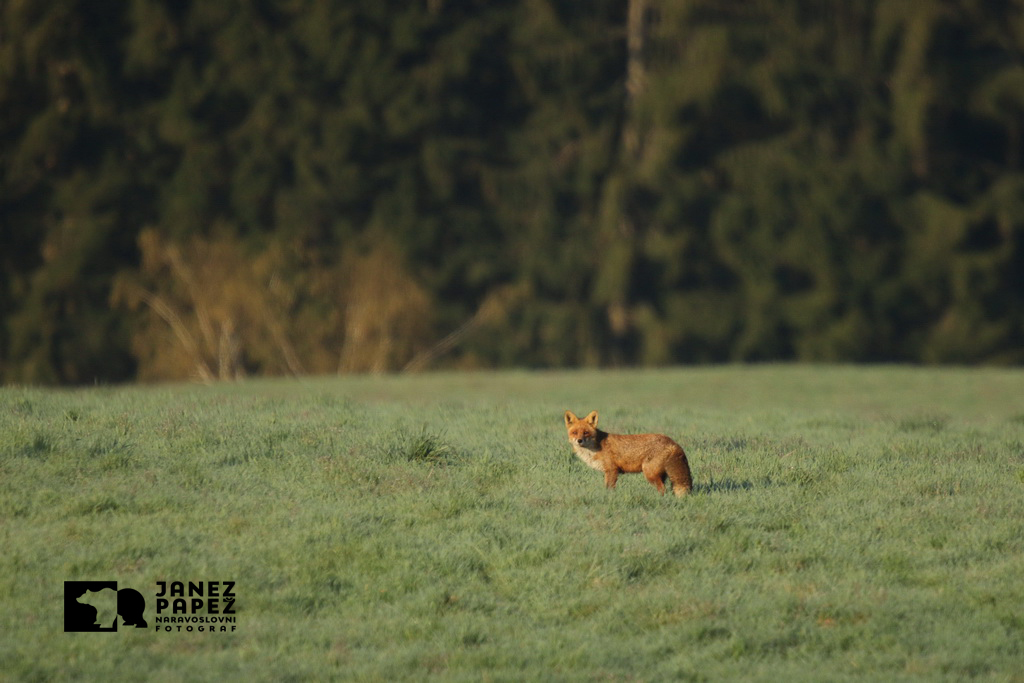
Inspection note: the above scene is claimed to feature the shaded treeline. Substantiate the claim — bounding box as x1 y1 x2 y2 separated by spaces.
2 0 1023 383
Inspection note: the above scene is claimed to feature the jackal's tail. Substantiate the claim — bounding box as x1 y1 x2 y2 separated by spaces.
666 449 693 496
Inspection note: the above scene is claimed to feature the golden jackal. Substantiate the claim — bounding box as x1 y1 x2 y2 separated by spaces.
564 410 693 496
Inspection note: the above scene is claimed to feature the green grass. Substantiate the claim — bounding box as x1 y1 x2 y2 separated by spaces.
2 366 1024 681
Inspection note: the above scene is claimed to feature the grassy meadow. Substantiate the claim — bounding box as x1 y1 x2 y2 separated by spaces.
2 366 1024 681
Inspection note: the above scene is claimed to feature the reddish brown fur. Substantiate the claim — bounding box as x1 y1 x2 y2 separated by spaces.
564 410 693 496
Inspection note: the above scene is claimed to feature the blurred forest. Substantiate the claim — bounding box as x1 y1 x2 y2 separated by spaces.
2 0 1024 383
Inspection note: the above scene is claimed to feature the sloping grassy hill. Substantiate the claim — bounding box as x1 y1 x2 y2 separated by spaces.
2 367 1023 680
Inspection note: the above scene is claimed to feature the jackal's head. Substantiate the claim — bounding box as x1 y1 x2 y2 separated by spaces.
564 410 599 449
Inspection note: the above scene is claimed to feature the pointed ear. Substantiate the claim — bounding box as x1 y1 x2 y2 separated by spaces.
564 410 578 427
584 410 598 427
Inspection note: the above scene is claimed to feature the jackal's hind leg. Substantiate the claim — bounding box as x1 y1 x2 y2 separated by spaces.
642 462 668 495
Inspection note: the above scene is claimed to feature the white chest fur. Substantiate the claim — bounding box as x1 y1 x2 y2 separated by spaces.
570 442 604 471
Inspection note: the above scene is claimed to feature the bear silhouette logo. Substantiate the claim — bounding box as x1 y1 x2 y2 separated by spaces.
64 581 148 632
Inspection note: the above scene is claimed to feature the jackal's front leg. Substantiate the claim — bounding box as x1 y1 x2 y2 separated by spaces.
604 468 619 489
